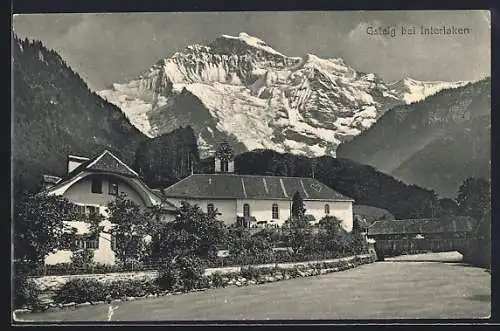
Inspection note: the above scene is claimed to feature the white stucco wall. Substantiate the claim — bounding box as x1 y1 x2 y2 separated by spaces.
44 174 154 266
167 198 237 226
93 232 116 265
62 175 147 209
236 199 291 226
304 200 353 232
165 198 353 230
44 230 115 265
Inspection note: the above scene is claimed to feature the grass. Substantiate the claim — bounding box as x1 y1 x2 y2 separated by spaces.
15 258 490 321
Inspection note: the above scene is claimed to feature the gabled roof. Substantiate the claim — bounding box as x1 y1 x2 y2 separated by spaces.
43 150 171 209
162 174 354 201
368 216 478 236
66 150 139 179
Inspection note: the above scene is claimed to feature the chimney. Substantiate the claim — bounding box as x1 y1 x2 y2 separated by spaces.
67 155 90 174
42 174 61 190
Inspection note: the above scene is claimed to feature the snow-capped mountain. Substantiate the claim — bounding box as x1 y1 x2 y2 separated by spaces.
98 32 468 157
387 77 470 104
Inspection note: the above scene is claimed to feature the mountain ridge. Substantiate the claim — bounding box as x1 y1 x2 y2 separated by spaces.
336 77 491 197
12 36 147 197
98 32 469 158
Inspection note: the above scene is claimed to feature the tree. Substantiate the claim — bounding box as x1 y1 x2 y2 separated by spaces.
106 193 152 265
14 191 80 269
291 191 306 221
316 216 352 255
227 227 274 264
437 198 460 217
456 177 491 220
287 191 314 255
215 140 235 161
152 202 228 261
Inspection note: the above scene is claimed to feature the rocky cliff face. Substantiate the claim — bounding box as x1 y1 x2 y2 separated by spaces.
99 32 468 158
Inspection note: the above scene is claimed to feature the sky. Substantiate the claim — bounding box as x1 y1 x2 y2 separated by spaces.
13 10 491 91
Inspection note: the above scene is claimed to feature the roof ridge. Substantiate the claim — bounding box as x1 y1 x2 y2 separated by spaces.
190 173 316 180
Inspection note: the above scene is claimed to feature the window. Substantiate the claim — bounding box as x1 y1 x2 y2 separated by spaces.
91 178 102 194
325 204 330 215
221 159 229 173
86 206 99 217
75 205 99 220
74 234 99 249
108 181 119 195
75 237 86 249
243 203 251 218
272 203 279 219
207 203 215 214
76 205 86 218
85 234 100 249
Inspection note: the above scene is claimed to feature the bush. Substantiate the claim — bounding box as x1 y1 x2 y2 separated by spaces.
105 280 126 299
53 278 107 304
197 276 211 289
176 256 205 291
240 266 260 280
122 279 150 297
156 256 205 292
70 249 94 267
304 215 316 224
13 274 42 310
156 261 181 291
210 272 226 288
287 267 301 278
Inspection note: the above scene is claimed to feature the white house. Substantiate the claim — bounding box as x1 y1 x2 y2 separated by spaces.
162 154 355 231
42 150 177 265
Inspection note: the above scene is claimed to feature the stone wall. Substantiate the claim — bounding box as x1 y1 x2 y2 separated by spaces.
31 254 374 294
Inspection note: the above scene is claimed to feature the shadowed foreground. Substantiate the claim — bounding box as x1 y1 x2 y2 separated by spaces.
16 258 490 321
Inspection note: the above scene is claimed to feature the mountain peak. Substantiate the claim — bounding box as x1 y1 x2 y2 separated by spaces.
401 76 419 84
98 35 472 158
387 76 471 104
218 32 286 57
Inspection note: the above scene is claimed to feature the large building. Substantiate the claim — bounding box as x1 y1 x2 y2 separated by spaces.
40 147 355 265
162 154 355 231
42 150 176 265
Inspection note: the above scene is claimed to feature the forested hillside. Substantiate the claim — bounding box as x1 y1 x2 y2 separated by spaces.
13 36 146 198
133 126 200 188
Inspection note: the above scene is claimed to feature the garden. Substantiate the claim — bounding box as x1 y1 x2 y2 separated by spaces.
13 190 371 312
